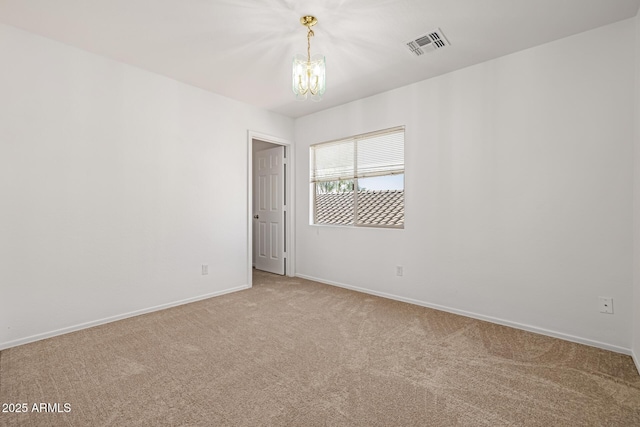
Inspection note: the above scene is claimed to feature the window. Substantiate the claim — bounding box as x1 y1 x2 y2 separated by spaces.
310 126 404 228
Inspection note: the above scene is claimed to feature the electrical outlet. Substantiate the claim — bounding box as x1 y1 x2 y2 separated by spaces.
598 297 613 314
202 264 209 275
396 266 403 277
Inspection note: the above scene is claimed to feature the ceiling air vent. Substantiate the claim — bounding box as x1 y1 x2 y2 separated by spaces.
405 28 449 57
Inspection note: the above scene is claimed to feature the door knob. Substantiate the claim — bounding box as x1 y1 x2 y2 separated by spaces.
253 215 259 219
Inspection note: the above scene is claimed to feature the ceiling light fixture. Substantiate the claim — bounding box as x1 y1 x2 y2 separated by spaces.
292 15 325 101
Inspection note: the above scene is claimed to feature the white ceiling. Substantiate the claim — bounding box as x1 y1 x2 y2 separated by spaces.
1 0 638 118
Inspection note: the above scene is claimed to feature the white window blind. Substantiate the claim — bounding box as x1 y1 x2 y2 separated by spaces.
310 126 404 183
310 139 354 183
356 130 404 179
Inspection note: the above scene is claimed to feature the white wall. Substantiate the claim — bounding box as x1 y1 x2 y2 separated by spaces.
0 24 293 349
295 19 636 352
633 11 640 370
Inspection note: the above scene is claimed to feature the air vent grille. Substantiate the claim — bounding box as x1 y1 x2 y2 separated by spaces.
405 28 449 57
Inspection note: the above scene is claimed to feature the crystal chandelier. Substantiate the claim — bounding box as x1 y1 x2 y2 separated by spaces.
292 16 326 101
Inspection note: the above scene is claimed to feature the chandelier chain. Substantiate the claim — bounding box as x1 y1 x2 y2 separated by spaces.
307 27 314 62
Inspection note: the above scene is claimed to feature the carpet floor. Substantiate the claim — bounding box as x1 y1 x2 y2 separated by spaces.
1 270 639 426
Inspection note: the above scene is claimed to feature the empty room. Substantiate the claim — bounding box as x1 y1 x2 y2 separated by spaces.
1 0 640 425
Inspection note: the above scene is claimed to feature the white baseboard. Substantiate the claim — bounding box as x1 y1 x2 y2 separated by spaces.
632 350 640 375
0 284 250 351
296 274 632 356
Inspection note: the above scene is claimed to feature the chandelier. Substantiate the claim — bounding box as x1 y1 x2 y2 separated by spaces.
292 16 326 101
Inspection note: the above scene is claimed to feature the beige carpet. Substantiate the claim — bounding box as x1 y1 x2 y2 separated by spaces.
1 271 639 426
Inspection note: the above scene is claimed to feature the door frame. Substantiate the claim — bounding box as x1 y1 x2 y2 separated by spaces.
247 130 295 286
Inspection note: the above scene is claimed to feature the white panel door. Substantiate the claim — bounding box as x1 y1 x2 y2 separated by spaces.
253 145 285 275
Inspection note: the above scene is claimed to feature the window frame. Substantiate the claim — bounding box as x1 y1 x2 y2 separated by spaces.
310 126 405 229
